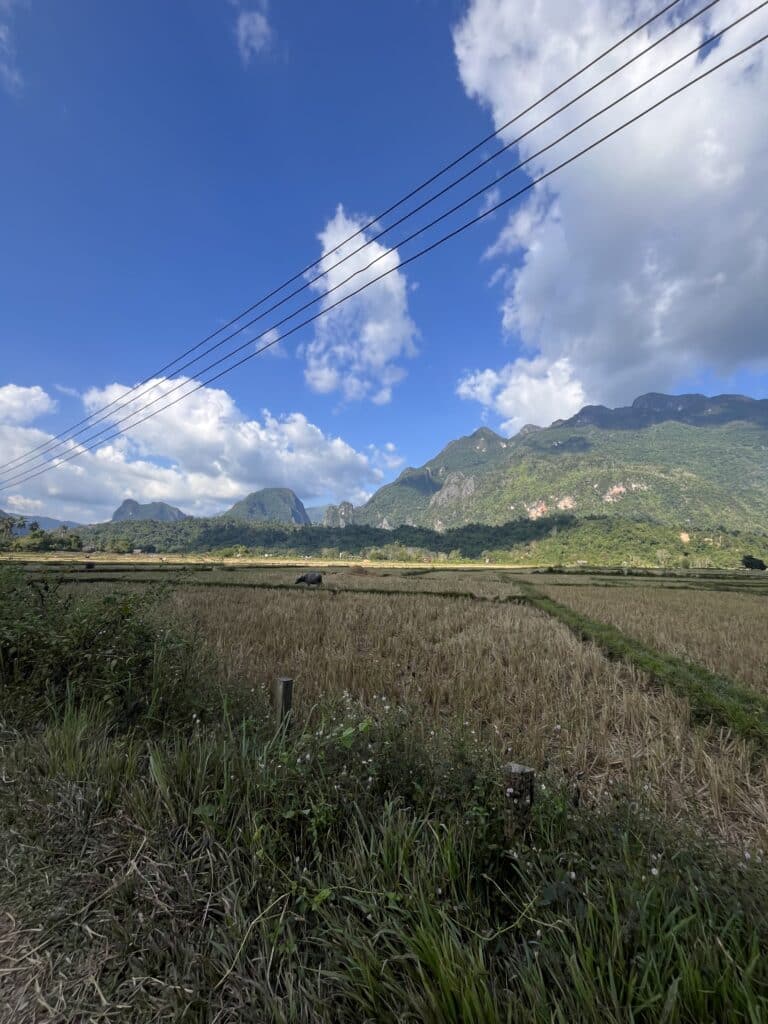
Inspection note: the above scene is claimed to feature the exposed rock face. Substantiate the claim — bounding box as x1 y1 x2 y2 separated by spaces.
323 501 356 528
603 484 627 503
347 392 768 534
429 473 477 508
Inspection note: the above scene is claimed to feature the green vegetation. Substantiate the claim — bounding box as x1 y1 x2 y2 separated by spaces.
111 498 188 522
0 567 197 730
0 508 81 534
67 512 768 568
2 565 768 1020
519 583 768 751
0 510 23 544
352 413 768 533
76 510 573 558
0 517 84 552
223 487 311 525
7 395 768 569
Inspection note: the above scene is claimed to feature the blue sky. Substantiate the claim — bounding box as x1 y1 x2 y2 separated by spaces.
1 0 767 522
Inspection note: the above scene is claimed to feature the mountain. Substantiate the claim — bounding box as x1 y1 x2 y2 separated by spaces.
112 499 188 523
323 501 356 528
328 427 511 530
340 394 768 533
0 509 81 534
222 488 310 525
305 505 330 525
555 393 768 430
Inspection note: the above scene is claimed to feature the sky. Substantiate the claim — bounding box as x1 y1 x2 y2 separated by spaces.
1 0 767 523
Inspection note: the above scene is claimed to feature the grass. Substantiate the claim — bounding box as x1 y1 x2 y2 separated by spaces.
519 583 768 752
5 705 768 1022
535 584 768 695
169 585 768 848
2 565 768 1021
13 559 528 594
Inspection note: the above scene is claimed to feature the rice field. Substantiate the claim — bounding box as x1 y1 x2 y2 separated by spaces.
538 583 768 695
3 560 768 1022
174 584 768 849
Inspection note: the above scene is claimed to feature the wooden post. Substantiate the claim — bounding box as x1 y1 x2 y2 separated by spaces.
272 677 294 729
503 762 535 834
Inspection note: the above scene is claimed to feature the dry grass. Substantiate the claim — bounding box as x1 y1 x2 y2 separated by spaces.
317 566 521 597
538 585 768 696
51 563 524 598
518 570 768 593
5 568 768 1021
174 586 768 850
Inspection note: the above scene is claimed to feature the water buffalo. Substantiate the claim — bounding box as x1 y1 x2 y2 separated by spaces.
295 572 323 586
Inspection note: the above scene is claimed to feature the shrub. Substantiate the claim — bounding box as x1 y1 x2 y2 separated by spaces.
0 566 198 731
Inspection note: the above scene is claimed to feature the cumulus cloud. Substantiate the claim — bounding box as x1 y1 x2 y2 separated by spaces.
4 494 43 513
235 5 272 64
457 355 588 434
0 1 22 95
368 440 405 472
0 377 384 522
302 205 419 405
453 0 768 406
0 384 55 424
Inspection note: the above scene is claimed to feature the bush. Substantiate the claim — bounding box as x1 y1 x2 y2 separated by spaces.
0 566 199 731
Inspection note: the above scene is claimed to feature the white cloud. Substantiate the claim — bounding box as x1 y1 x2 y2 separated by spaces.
0 2 22 95
0 377 384 522
302 205 419 405
0 384 55 424
453 0 768 404
368 441 405 472
457 355 587 434
236 7 272 64
5 494 43 513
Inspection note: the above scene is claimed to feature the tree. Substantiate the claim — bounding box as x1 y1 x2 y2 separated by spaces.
0 515 25 548
742 554 767 571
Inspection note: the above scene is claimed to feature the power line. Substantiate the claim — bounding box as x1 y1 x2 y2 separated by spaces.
3 0 751 483
0 0 691 477
3 0 724 481
2 0 761 488
4 28 766 494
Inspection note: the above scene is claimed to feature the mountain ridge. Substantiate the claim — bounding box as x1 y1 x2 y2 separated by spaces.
7 394 768 536
328 393 768 533
112 499 188 523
